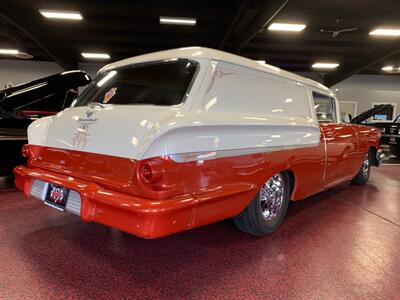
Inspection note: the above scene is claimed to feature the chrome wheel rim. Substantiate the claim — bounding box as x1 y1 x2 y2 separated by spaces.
362 155 370 177
260 173 285 221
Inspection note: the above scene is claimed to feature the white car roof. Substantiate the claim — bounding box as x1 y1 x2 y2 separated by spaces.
99 46 331 94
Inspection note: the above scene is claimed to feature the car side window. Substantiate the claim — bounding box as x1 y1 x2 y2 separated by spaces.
312 92 337 123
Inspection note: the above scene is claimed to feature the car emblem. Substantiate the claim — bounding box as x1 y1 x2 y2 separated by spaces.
86 110 94 118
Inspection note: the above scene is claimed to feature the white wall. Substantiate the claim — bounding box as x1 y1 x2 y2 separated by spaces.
0 60 63 88
298 72 400 117
0 59 104 89
332 74 400 117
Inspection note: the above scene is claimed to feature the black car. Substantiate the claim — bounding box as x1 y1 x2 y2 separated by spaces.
351 104 400 159
0 70 91 185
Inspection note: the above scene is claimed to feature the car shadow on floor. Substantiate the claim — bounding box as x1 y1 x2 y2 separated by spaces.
15 189 345 298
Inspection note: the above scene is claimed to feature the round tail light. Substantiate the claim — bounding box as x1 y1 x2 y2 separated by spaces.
140 161 164 184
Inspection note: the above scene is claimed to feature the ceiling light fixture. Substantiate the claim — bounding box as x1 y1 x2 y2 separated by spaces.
159 16 197 26
268 23 306 32
39 10 83 20
381 66 400 73
255 60 266 64
369 28 400 36
0 49 19 55
81 52 110 59
382 66 394 71
312 62 340 69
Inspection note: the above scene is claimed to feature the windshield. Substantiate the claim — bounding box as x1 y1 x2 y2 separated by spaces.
74 59 198 107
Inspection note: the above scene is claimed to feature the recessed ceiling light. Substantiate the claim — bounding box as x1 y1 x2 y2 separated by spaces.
369 28 400 36
160 16 197 26
0 49 19 55
312 62 340 69
268 23 306 32
381 66 400 73
39 9 83 20
81 52 110 59
255 60 266 64
382 66 394 71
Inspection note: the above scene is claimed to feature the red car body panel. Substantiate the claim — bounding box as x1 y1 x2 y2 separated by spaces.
14 124 380 238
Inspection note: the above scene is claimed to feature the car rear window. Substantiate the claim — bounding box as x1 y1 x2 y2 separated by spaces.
74 59 198 107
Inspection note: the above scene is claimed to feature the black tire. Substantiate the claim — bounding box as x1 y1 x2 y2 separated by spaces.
351 150 371 185
389 145 400 159
234 172 290 236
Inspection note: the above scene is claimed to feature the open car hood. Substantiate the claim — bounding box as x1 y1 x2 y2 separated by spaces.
0 70 91 112
350 104 392 124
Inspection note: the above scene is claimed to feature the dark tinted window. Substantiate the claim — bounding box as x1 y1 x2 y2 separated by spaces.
75 59 198 107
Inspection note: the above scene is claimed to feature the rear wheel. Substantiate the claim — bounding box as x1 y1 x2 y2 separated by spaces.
389 144 400 159
351 151 371 185
234 172 290 236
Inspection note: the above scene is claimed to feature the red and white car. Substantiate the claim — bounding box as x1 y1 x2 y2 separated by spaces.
15 47 383 238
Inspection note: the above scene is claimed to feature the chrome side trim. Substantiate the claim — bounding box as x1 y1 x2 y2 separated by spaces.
321 130 328 183
169 143 319 163
30 179 49 201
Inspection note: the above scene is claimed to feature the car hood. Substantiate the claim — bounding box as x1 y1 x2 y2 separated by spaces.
350 104 392 124
0 70 91 112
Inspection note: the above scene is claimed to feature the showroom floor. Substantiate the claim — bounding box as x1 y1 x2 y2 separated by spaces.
0 166 399 299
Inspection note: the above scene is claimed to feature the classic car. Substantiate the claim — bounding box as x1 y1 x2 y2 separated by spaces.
0 70 91 184
351 104 400 158
14 47 383 238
